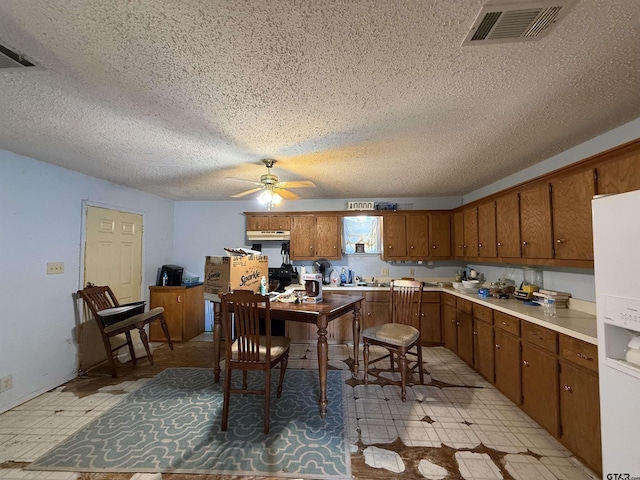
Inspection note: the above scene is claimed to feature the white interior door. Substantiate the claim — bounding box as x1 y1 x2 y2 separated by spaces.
78 206 144 372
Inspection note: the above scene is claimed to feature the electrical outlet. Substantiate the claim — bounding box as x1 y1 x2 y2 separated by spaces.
0 374 12 392
409 268 415 276
381 267 389 276
47 262 64 274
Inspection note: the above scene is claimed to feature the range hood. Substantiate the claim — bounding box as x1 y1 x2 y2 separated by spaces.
246 230 290 241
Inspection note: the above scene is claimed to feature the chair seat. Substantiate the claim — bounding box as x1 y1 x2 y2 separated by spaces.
103 307 165 334
230 335 291 361
363 323 419 347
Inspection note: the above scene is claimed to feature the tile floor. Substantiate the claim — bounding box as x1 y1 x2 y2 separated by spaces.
0 334 600 479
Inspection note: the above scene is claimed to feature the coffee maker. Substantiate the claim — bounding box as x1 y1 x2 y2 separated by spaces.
302 273 323 303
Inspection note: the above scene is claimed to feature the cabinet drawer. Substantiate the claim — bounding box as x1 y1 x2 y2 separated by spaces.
456 297 472 314
422 292 440 303
443 293 457 307
473 304 493 324
365 291 390 303
560 335 598 373
494 311 520 336
522 322 558 353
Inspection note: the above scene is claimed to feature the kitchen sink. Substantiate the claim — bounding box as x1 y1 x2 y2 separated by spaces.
363 282 390 288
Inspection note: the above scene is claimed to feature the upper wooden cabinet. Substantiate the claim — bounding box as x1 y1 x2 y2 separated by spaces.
519 182 554 260
453 211 465 259
477 201 497 259
551 169 596 261
429 212 451 258
381 215 407 260
246 214 291 231
406 215 429 258
595 143 640 195
462 207 479 258
290 214 340 260
495 191 521 259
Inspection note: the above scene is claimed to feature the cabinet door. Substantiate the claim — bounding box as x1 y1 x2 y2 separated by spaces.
421 301 442 345
149 288 185 341
519 183 554 259
406 215 429 258
429 212 451 258
473 320 494 382
457 311 474 366
269 215 291 230
246 215 270 231
560 361 602 473
290 216 315 259
382 215 407 259
522 344 559 437
183 285 205 342
495 191 521 258
494 330 521 405
463 207 479 257
363 301 389 330
315 215 340 259
443 304 457 352
596 148 640 195
477 201 497 258
453 211 465 258
551 169 595 260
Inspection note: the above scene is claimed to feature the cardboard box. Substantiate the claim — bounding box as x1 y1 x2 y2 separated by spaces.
204 255 268 294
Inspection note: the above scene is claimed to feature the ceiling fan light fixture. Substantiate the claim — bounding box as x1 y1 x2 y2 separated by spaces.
257 188 281 205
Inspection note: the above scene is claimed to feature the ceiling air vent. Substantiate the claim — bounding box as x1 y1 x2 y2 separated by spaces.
0 43 36 69
462 1 575 46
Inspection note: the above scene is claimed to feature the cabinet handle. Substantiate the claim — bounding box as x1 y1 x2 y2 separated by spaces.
495 344 501 349
473 331 478 335
497 242 502 246
367 312 371 316
576 352 594 361
564 385 573 393
410 245 415 249
556 238 565 244
177 295 182 303
523 360 530 366
388 245 393 249
309 246 313 250
463 244 467 248
456 321 460 325
522 241 528 245
432 245 437 249
478 244 482 248
502 321 508 326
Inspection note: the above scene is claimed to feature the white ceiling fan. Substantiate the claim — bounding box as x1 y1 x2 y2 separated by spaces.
229 159 316 206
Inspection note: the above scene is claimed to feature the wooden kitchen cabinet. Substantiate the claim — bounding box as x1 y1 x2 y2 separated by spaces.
290 214 340 260
363 291 390 330
494 312 521 405
595 144 640 195
246 214 291 231
522 342 559 437
428 212 452 258
382 215 407 259
495 191 521 259
453 211 465 259
559 357 602 474
462 206 479 258
551 169 596 261
473 304 494 382
456 297 474 366
420 292 442 345
519 182 554 260
442 294 457 351
477 201 497 258
406 215 429 258
149 284 204 342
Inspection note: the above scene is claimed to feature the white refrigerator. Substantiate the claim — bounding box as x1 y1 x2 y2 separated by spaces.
593 189 640 477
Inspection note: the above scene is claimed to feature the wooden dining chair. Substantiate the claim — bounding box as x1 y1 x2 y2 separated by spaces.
77 284 173 377
220 290 291 434
362 279 425 401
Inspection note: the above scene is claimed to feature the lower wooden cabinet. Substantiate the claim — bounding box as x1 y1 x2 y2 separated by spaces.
473 319 494 382
149 284 204 342
494 328 522 406
522 344 559 436
421 292 442 345
442 300 457 352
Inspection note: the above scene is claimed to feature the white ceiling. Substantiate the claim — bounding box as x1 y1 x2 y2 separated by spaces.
0 1 638 201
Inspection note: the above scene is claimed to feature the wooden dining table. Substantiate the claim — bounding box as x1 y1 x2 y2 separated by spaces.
204 292 363 418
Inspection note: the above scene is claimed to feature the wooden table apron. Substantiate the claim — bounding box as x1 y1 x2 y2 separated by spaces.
205 292 363 418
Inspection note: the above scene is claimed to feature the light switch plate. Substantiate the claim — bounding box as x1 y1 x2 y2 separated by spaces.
47 262 64 274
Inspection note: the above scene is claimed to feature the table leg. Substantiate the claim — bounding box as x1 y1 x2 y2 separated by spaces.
317 315 329 419
352 302 361 377
213 301 222 383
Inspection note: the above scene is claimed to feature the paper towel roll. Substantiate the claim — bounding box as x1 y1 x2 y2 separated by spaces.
625 348 640 367
299 267 306 285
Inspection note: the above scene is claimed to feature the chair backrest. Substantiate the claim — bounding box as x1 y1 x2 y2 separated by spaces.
389 279 424 328
221 290 272 364
77 285 120 326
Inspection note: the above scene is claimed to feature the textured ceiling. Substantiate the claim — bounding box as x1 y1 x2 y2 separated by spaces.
0 1 639 201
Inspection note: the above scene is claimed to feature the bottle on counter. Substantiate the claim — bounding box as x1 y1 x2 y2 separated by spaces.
260 275 267 295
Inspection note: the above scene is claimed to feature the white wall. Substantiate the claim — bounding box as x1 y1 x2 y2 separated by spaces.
0 150 175 414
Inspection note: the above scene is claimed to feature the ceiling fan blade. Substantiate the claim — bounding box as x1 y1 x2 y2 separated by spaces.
231 187 263 198
277 188 300 200
226 176 262 186
277 180 316 189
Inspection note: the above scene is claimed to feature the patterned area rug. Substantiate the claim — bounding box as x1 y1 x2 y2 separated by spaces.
28 368 350 478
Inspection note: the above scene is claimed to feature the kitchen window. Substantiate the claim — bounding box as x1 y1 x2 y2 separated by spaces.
342 216 381 254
